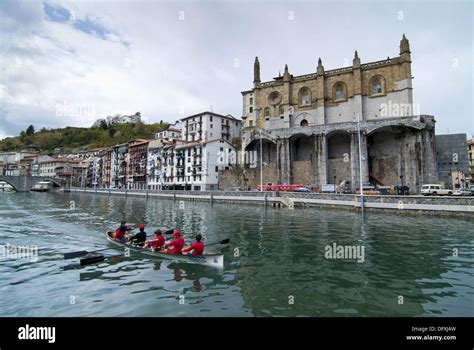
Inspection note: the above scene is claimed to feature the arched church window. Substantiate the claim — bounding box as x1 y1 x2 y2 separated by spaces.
333 82 347 101
264 107 270 117
300 119 309 127
369 75 385 96
298 87 311 106
279 105 284 115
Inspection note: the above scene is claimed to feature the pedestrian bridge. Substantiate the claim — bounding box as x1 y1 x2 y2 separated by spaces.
0 176 64 192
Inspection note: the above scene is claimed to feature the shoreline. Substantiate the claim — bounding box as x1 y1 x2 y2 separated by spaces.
63 188 474 217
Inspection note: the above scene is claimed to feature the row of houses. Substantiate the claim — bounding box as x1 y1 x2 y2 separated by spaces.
0 112 242 191
1 111 472 191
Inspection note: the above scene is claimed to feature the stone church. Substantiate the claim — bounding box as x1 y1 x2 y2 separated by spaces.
224 34 437 192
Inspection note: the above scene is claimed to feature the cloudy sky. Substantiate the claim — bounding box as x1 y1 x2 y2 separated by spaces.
0 0 472 140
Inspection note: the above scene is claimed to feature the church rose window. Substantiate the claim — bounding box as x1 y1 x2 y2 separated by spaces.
268 91 282 105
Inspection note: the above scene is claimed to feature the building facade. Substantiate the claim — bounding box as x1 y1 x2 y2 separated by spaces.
111 143 128 188
435 134 470 189
468 138 474 184
160 139 236 191
128 140 149 189
181 112 241 143
234 34 437 192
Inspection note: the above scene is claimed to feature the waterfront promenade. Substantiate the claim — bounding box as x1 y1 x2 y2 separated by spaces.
67 188 474 216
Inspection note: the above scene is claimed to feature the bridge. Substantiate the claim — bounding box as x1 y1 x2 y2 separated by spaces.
0 176 64 192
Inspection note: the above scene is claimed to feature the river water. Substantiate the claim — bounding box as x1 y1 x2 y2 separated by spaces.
0 192 472 317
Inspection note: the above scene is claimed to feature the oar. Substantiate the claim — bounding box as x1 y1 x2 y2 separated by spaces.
80 253 128 266
161 228 175 235
64 247 110 259
205 238 230 247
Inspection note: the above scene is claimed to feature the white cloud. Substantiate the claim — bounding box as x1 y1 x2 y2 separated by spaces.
0 0 472 139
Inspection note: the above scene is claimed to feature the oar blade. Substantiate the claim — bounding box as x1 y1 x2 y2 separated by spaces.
80 255 106 266
64 251 88 259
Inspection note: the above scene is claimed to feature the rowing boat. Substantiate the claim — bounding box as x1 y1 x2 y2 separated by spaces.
104 231 224 268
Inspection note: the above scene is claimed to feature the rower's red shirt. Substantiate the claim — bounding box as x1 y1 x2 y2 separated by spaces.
148 235 165 248
183 241 204 256
114 228 126 239
165 237 185 254
114 226 133 240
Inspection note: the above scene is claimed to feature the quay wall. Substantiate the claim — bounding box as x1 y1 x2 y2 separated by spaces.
66 188 474 216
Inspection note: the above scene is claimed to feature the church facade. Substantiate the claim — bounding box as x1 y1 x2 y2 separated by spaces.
233 34 437 192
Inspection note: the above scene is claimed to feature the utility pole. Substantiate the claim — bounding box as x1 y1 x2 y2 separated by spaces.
260 128 263 191
357 113 364 210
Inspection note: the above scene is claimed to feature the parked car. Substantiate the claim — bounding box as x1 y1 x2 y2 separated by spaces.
452 188 472 196
420 184 453 196
469 185 474 196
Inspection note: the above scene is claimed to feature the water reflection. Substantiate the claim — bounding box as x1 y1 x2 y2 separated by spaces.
0 192 472 317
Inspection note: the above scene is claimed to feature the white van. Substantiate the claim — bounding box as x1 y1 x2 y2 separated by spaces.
420 184 453 196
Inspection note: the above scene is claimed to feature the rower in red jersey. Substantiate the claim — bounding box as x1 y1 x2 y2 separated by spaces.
164 230 185 255
143 229 166 251
182 234 204 256
114 221 134 242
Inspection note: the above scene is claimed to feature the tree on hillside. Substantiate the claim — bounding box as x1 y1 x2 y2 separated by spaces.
26 125 35 135
99 119 108 130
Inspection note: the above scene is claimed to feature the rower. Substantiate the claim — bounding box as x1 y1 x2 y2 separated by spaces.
182 234 204 256
114 221 134 242
128 224 147 245
165 230 185 255
143 229 166 251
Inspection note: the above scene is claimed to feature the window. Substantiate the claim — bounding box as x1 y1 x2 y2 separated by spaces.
220 147 224 151
249 107 253 113
334 82 347 100
369 75 385 96
264 107 270 117
210 116 213 121
279 105 284 115
249 97 253 105
300 119 309 127
210 133 213 137
210 124 213 128
215 166 218 172
249 120 253 127
298 87 311 106
373 81 382 94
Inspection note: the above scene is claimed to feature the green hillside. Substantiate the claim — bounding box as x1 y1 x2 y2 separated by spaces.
0 121 169 153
